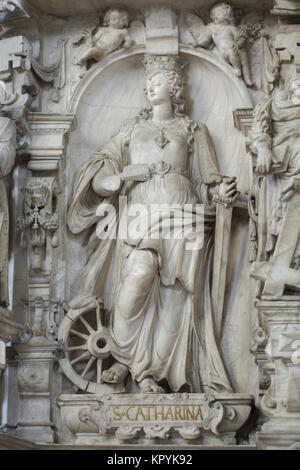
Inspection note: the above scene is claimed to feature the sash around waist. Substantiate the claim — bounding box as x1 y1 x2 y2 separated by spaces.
149 160 189 179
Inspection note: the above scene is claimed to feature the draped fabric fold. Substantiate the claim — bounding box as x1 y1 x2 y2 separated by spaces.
0 116 16 306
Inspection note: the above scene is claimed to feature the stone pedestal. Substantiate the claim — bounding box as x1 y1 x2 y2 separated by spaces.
15 337 58 444
255 298 300 449
0 308 24 433
57 392 253 446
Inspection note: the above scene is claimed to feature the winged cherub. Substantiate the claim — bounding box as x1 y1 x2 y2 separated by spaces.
76 8 133 68
184 3 255 87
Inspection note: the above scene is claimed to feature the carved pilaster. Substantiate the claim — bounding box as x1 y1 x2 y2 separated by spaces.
13 175 63 443
0 309 23 423
1 347 20 436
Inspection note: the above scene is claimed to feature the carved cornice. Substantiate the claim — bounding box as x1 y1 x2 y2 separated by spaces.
15 336 58 359
24 1 273 17
27 113 75 171
233 108 254 137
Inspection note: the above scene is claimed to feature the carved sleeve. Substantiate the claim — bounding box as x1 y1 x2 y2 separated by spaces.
91 117 137 192
67 125 130 234
0 117 16 179
189 122 222 203
250 98 272 155
92 159 120 197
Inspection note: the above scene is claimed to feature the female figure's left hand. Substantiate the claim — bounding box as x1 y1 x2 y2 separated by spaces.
219 176 239 201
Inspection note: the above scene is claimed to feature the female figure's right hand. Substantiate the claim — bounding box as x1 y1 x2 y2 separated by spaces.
93 173 121 197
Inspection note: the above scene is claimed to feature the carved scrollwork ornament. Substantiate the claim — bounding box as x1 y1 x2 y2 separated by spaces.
144 425 172 439
78 401 110 435
176 425 201 440
252 327 268 346
115 425 141 440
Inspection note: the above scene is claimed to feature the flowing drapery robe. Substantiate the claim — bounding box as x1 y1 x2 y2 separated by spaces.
268 98 300 255
251 96 300 256
0 117 16 306
68 116 232 393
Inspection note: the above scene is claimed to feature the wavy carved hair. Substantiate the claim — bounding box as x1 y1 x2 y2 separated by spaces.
209 3 235 25
143 70 185 118
103 8 129 28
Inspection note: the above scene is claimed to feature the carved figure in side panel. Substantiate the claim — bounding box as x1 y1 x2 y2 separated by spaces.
0 94 16 307
182 3 258 87
208 3 253 86
250 79 300 296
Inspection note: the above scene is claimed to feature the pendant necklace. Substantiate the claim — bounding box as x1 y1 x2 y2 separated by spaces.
146 118 178 149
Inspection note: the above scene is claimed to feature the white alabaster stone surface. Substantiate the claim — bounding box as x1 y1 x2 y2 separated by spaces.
64 49 255 393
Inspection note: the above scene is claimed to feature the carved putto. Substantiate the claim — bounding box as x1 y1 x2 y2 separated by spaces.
75 8 134 69
181 2 262 87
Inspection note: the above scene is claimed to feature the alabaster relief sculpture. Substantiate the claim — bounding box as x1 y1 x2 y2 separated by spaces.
67 54 238 394
0 102 16 307
76 8 134 68
250 78 300 296
2 0 300 450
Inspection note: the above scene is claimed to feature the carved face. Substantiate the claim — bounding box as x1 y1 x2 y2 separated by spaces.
26 183 49 208
146 73 171 107
210 3 233 23
107 9 128 29
31 190 43 206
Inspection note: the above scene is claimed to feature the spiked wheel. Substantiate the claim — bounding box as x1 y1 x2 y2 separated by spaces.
58 302 113 393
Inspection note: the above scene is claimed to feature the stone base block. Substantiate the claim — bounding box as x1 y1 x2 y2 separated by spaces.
57 392 254 446
16 425 55 444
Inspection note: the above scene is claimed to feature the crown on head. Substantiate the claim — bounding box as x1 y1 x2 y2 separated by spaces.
143 54 182 77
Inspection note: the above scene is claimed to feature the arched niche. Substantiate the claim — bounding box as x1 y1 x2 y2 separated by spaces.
65 46 255 393
68 45 252 193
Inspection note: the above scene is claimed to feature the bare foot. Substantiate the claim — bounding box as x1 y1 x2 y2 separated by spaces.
139 377 165 393
102 362 128 384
